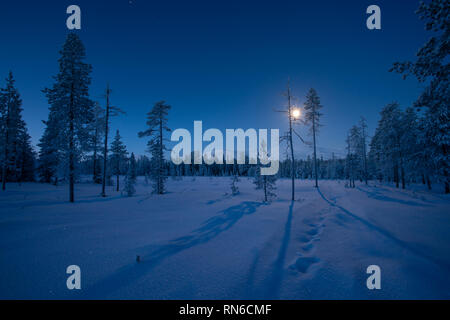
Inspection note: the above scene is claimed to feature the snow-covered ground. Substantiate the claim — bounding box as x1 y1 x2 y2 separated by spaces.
1 177 449 299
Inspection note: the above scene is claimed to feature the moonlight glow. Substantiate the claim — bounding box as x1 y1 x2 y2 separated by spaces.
292 108 301 119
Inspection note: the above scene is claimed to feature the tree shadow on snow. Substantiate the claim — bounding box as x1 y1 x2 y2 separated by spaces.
317 188 450 272
355 186 432 207
2 194 125 210
83 201 262 298
263 201 294 299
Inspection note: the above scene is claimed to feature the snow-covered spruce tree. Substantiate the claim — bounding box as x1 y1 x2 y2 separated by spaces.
400 107 422 186
129 152 137 181
253 166 277 202
328 153 337 180
253 168 263 190
16 126 35 182
253 140 277 201
123 153 137 197
0 72 25 189
304 88 323 188
0 75 36 185
346 124 370 187
390 0 449 193
359 116 369 185
230 174 240 195
138 100 171 194
138 155 152 184
416 114 434 190
349 125 365 182
42 33 94 202
39 76 65 185
110 130 128 192
38 116 60 184
369 103 405 188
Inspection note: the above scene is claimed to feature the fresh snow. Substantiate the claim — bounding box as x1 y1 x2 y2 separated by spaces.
0 177 449 299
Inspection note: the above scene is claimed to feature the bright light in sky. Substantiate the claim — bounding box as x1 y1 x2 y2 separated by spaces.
292 108 301 119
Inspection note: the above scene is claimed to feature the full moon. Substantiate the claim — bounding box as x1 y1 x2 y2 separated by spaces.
292 108 301 119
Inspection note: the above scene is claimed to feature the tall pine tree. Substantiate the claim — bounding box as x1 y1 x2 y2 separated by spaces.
304 88 323 188
0 72 31 189
110 130 128 192
359 117 369 185
38 114 60 184
138 100 171 194
369 103 405 188
16 125 35 182
42 33 94 202
391 0 449 193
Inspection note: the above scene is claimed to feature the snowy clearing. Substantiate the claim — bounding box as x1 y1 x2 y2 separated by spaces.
0 177 449 299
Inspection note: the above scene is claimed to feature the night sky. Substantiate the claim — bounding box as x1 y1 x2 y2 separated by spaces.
0 0 429 158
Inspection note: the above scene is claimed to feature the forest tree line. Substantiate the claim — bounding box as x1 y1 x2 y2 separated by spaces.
0 0 448 201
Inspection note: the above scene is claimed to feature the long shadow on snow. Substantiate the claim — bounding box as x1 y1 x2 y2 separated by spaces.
317 188 450 271
355 186 432 207
83 200 263 298
1 195 124 210
264 201 294 299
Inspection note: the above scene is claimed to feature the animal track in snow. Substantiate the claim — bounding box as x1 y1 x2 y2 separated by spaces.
289 207 330 275
290 256 320 273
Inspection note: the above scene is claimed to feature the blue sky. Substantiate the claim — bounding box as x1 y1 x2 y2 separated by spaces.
0 0 429 158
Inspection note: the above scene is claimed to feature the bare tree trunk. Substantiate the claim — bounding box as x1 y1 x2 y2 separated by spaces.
444 172 449 194
400 165 405 189
346 136 351 188
1 91 10 191
361 120 368 185
426 175 432 190
399 154 405 189
69 83 75 203
394 163 399 188
288 82 295 201
312 106 318 188
159 109 163 194
351 161 355 188
1 132 8 191
101 85 111 197
93 127 98 183
444 146 449 194
20 144 25 183
264 176 267 202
